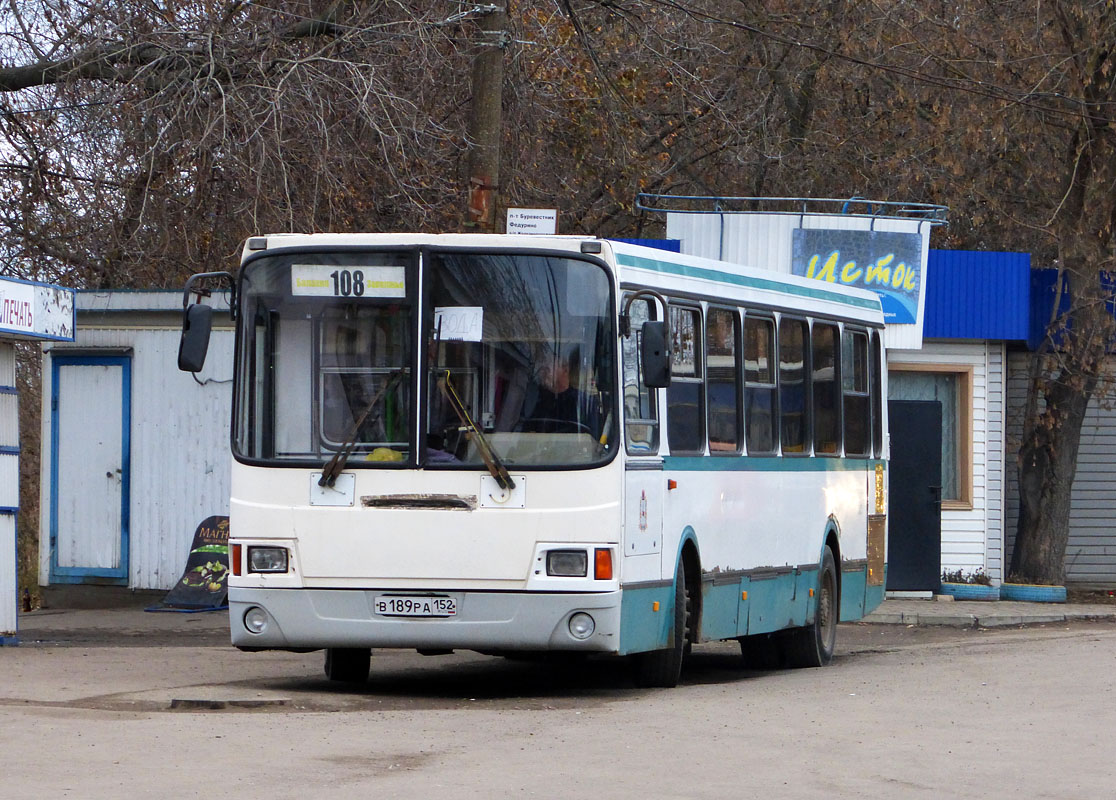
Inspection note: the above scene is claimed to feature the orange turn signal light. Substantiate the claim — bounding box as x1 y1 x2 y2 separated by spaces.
231 543 242 577
594 548 613 580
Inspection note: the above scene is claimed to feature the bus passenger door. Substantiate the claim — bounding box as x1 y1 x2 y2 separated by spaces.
624 465 663 562
621 294 664 581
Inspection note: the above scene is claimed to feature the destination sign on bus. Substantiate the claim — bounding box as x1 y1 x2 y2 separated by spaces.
291 264 406 298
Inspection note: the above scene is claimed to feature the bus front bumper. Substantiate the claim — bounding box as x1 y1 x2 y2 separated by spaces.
229 587 621 653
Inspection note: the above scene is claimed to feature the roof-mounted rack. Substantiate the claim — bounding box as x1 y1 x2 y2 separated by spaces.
635 194 948 226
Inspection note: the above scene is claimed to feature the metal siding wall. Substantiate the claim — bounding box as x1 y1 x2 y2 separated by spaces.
0 454 19 509
0 514 14 634
985 344 1006 579
43 328 233 590
0 345 16 384
923 250 1030 340
889 342 995 578
1005 351 1116 586
0 394 17 449
130 328 234 590
666 211 930 350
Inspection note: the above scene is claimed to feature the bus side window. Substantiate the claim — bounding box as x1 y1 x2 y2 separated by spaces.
812 322 840 455
667 305 705 453
744 314 777 455
623 296 660 454
871 330 884 458
706 307 741 453
779 317 809 454
842 329 871 457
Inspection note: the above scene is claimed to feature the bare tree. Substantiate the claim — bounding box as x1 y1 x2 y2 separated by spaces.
0 0 489 287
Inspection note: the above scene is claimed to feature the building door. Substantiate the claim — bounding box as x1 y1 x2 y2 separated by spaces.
887 399 942 591
50 356 131 584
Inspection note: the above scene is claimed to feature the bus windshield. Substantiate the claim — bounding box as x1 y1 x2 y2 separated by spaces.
233 248 617 469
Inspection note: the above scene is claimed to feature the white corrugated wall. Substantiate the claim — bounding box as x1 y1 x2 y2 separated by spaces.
888 341 1002 581
40 327 234 590
1006 351 1116 586
985 343 1006 580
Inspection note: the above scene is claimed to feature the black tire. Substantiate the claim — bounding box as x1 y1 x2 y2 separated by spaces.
784 545 838 668
632 559 691 688
324 647 371 684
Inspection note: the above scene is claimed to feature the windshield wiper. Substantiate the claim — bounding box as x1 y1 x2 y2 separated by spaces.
440 370 515 491
319 369 405 488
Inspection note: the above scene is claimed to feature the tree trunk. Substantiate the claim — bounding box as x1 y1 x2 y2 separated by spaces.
464 5 506 232
1011 367 1096 585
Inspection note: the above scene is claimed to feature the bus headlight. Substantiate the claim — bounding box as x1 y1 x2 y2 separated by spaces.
547 550 588 577
247 546 289 573
244 606 269 634
568 613 595 639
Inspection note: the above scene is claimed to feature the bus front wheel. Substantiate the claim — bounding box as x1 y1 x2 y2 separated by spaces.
631 559 690 688
324 647 371 684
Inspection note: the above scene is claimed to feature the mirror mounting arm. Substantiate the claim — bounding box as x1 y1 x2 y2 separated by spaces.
182 271 237 322
619 288 669 337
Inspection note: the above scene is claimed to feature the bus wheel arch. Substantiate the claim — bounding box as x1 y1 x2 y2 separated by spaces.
824 520 842 621
631 536 700 688
785 543 838 668
680 539 700 653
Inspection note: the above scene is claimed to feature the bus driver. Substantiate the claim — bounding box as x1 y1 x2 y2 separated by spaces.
523 349 601 436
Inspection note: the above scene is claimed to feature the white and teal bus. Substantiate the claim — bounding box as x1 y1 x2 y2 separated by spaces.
179 233 888 688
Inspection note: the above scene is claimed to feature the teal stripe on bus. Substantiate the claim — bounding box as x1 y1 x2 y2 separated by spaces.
615 253 882 311
663 456 885 472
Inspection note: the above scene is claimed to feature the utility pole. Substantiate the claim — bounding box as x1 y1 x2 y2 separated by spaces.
464 4 507 233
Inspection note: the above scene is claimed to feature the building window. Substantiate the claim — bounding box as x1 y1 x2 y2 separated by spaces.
888 366 972 507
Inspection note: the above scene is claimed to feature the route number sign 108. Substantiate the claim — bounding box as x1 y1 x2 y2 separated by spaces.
291 264 406 298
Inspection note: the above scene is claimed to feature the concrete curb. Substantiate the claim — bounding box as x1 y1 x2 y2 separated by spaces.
861 600 1116 628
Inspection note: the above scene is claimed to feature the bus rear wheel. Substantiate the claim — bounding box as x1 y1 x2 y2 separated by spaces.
324 647 371 684
785 545 838 668
632 559 691 688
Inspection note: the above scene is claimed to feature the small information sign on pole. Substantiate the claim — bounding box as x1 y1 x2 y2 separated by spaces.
506 208 558 235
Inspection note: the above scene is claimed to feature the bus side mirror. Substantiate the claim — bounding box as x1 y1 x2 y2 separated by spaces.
178 304 213 372
640 320 671 388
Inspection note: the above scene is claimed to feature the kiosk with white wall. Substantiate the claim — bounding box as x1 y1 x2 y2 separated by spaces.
0 277 74 643
38 291 232 599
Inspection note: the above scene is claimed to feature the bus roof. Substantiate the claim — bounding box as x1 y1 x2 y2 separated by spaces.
242 233 885 324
